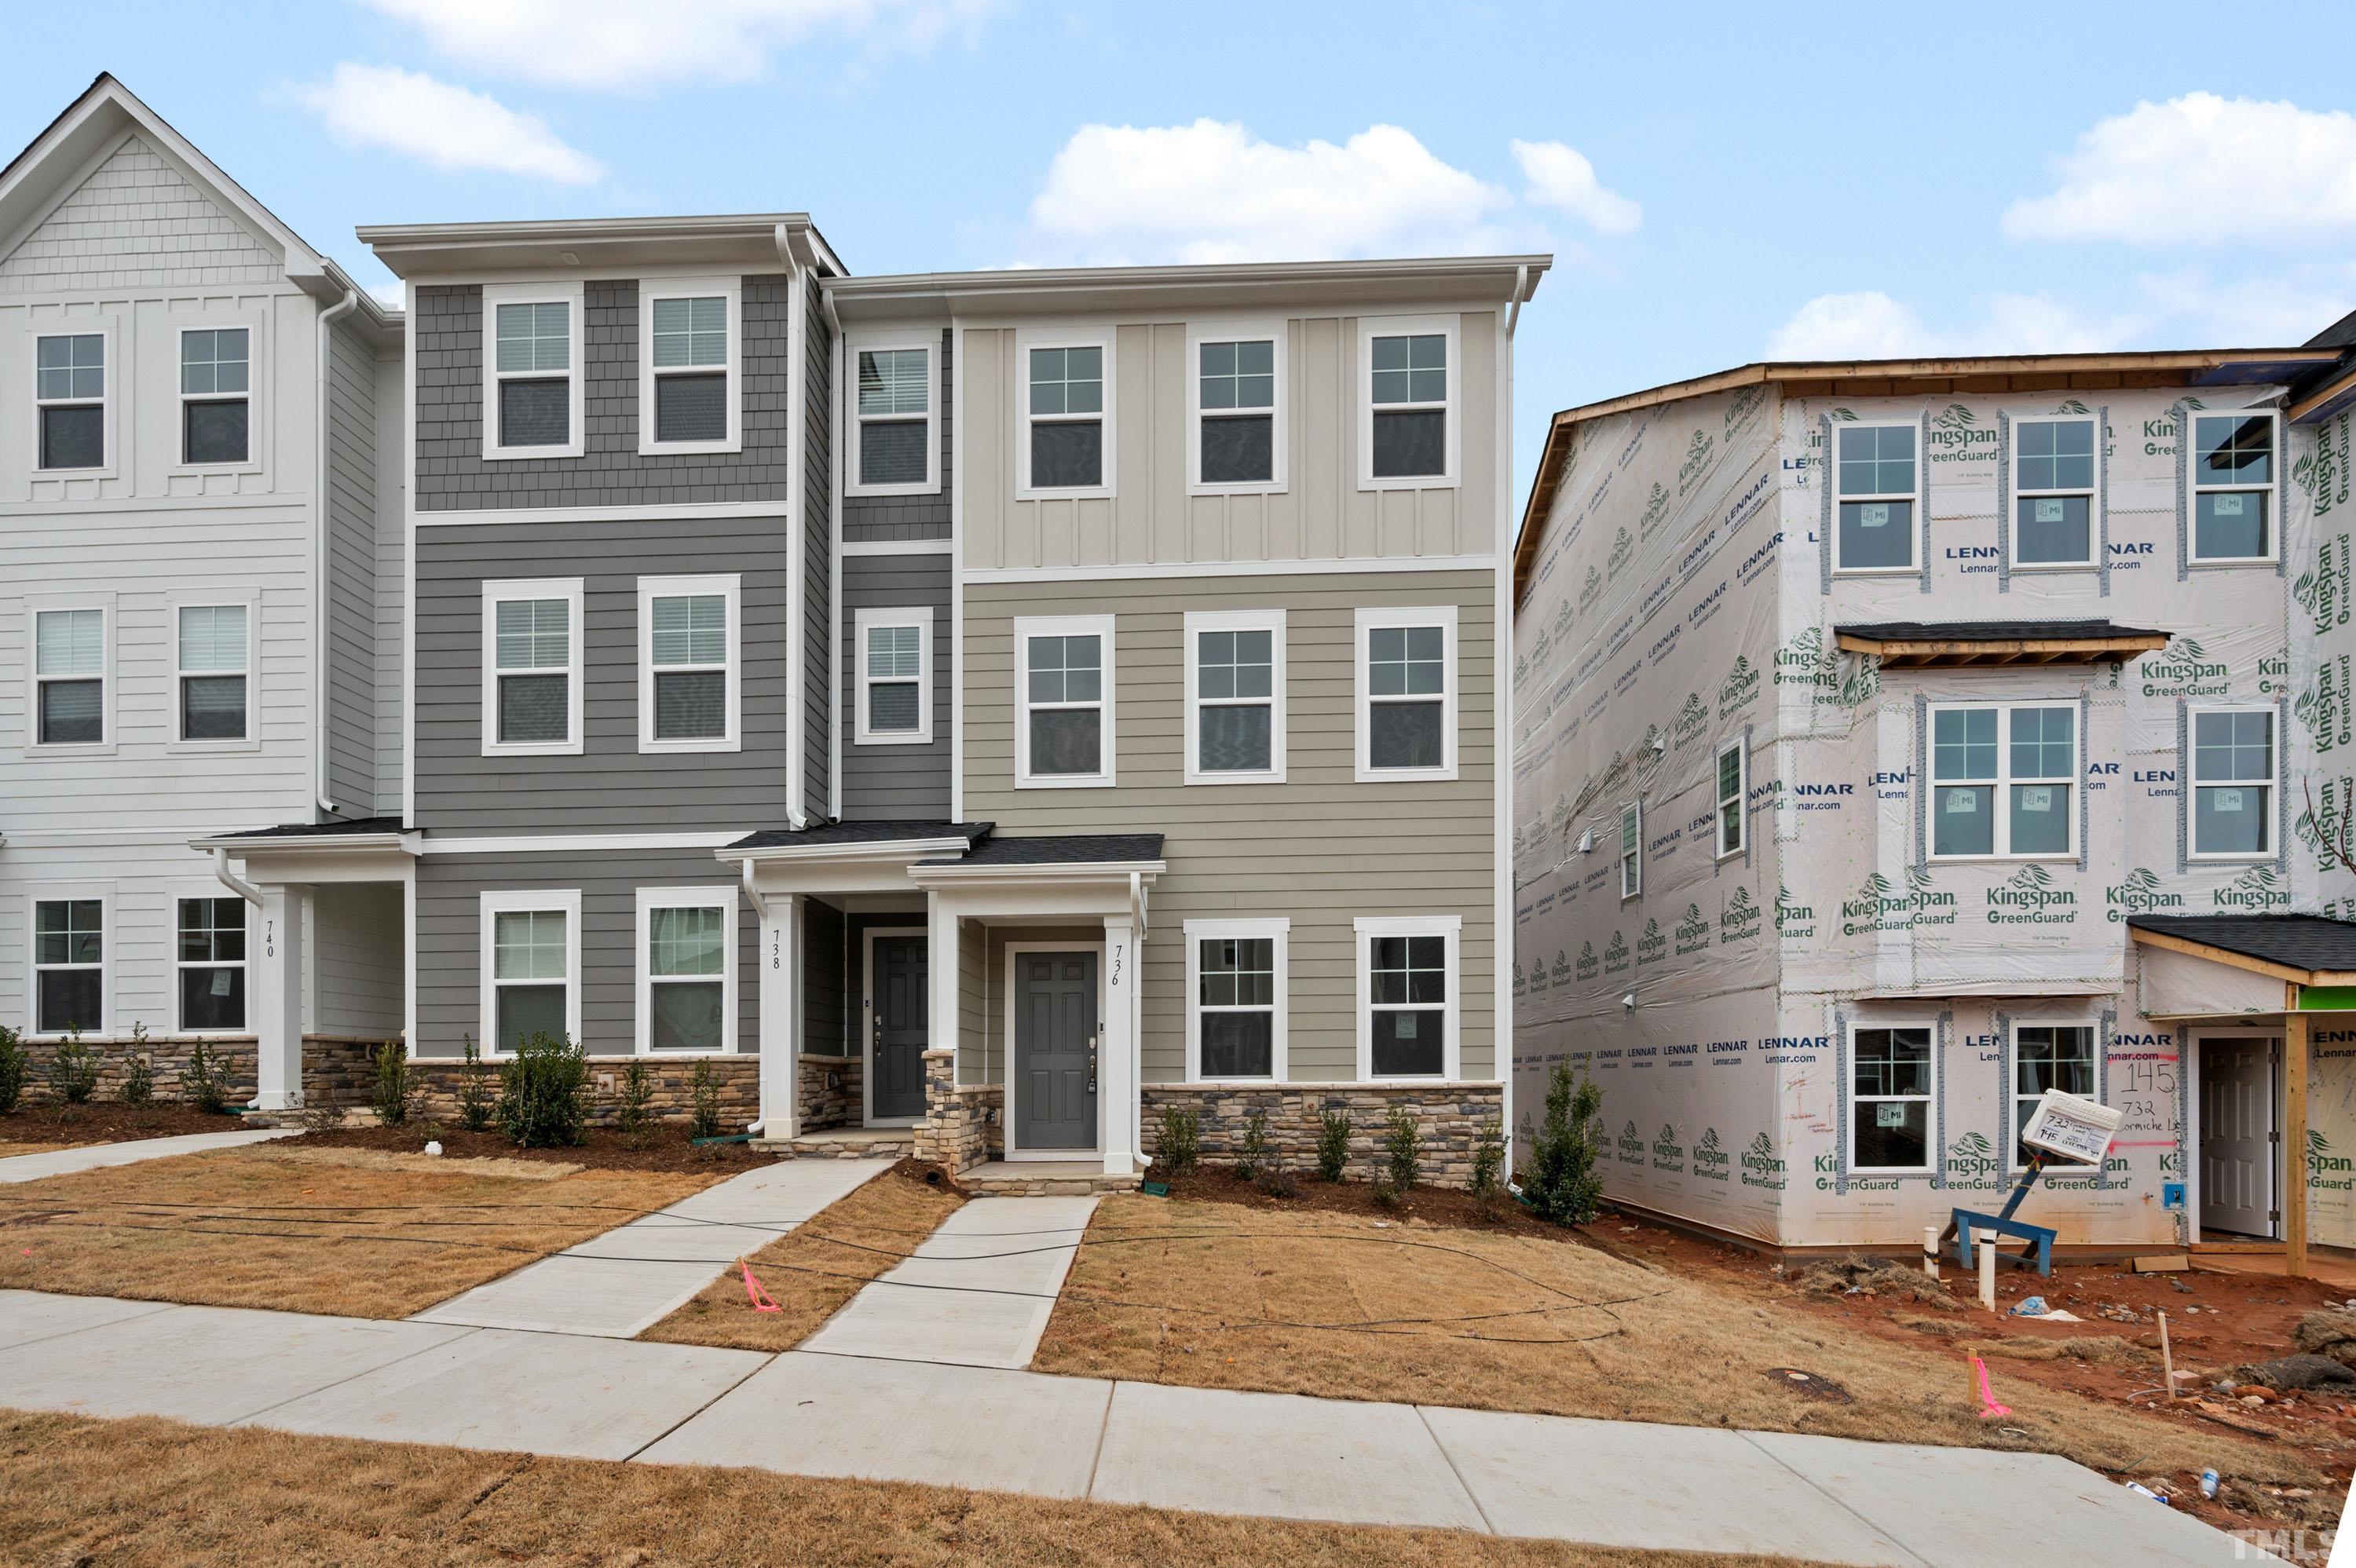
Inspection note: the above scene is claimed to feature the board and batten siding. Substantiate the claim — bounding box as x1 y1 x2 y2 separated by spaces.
412 518 794 833
841 326 952 543
958 312 1497 573
839 552 952 819
962 571 1497 1084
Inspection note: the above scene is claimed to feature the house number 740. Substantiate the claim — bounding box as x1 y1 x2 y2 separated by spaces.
265 919 275 959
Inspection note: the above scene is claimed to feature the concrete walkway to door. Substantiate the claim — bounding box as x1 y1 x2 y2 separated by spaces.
0 1128 299 1184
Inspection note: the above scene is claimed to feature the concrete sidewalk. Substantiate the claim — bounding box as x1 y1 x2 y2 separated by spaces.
0 1287 2275 1566
0 1128 299 1184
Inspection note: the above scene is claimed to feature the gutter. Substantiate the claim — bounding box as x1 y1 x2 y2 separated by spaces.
211 847 262 908
314 287 360 817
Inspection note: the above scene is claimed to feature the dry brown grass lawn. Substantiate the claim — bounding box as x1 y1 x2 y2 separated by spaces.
0 1142 82 1157
0 1148 713 1318
642 1161 964 1351
0 1407 1831 1568
1033 1195 2317 1486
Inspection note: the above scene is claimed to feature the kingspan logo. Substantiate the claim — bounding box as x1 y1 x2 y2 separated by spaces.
1512 959 1527 996
1775 626 1838 692
1637 481 1673 539
2141 636 2229 699
1740 1131 1787 1190
1608 526 1636 580
1676 428 1716 498
2295 534 2353 634
1841 866 1955 935
2106 866 2184 922
1988 863 2077 924
1575 941 1599 981
1672 692 1711 747
1637 918 1667 966
1720 886 1762 943
2311 1130 2354 1190
1726 382 1766 437
1580 564 1604 612
1615 1119 1646 1165
1674 902 1712 956
1719 654 1762 712
2054 398 2091 416
2215 864 2291 911
1651 1122 1685 1172
1946 1131 2004 1187
2299 655 2355 755
1693 1127 1731 1180
1926 404 1998 462
1603 930 1630 975
1552 596 1575 644
1775 882 1818 939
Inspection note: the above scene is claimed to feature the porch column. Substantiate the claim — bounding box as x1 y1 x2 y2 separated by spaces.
927 891 959 1087
2288 1011 2311 1277
758 893 800 1139
1101 913 1139 1175
253 884 305 1110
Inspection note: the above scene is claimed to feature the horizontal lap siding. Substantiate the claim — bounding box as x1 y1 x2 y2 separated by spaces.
840 553 953 818
325 320 382 815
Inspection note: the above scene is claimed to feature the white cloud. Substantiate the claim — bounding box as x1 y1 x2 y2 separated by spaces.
2004 93 2356 246
362 0 997 90
1026 121 1517 265
368 280 408 312
1510 140 1640 235
295 64 603 184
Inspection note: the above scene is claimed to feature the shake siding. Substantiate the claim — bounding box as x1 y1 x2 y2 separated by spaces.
803 280 833 817
963 571 1497 1082
841 327 952 543
0 135 278 294
839 553 952 818
325 320 381 814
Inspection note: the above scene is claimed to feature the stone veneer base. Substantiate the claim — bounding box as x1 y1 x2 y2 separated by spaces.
1140 1082 1505 1190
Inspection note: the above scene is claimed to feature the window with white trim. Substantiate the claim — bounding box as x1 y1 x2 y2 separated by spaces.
639 281 737 452
1185 610 1282 783
177 896 247 1033
851 338 936 492
1849 1023 1934 1173
1361 316 1456 486
35 332 104 470
2191 706 2275 858
638 575 739 751
2190 411 2277 563
1192 333 1279 489
177 605 248 742
2011 415 2095 567
2012 1023 2098 1170
34 607 106 747
1186 918 1287 1081
1016 614 1114 787
180 327 251 466
484 284 583 459
638 887 735 1054
1357 916 1458 1080
32 897 104 1036
1024 341 1108 492
1833 422 1918 572
1714 739 1746 858
1929 703 2076 859
1355 606 1456 781
1619 802 1641 897
854 607 932 745
482 579 583 756
481 890 580 1052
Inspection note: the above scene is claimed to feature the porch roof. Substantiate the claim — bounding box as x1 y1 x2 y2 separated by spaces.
914 833 1165 870
726 821 991 854
2128 915 2356 986
192 817 415 850
1835 620 2169 667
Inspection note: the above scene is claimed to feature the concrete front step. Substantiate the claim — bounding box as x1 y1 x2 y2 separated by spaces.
959 1160 1143 1197
752 1129 916 1159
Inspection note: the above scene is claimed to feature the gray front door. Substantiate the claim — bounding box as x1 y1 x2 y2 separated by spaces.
871 935 927 1121
1015 951 1097 1150
2201 1035 2279 1238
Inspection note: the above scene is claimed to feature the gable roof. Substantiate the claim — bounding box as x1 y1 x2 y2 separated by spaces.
2127 915 2356 986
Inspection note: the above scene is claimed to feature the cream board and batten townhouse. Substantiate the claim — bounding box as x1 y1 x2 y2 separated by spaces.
0 76 405 1106
1512 337 2356 1272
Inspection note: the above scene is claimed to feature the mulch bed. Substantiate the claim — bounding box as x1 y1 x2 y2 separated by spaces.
0 1102 252 1146
1138 1162 1574 1238
285 1122 785 1175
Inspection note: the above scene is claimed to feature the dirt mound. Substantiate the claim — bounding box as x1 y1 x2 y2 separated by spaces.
1791 1255 1962 1310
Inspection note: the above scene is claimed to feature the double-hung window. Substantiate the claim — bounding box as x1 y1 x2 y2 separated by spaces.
1015 614 1114 786
31 897 104 1036
35 331 104 470
2012 1024 2098 1169
855 607 932 744
177 896 247 1033
176 604 249 742
1186 919 1286 1080
2190 411 2277 563
639 575 739 751
1619 802 1641 897
1022 339 1110 495
1833 422 1918 572
481 890 580 1051
850 337 936 492
2190 707 2275 858
1714 739 1746 858
482 579 583 756
1850 1023 1934 1173
638 887 734 1054
1929 703 2076 859
640 281 737 451
2012 415 2095 567
1355 606 1455 780
1185 610 1282 783
33 606 106 747
180 327 251 466
1362 316 1456 485
484 283 583 459
1191 329 1281 491
1357 916 1458 1080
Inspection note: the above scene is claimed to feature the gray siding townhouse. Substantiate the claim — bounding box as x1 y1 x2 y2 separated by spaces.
0 76 405 1109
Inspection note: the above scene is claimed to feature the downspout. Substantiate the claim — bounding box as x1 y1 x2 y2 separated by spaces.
315 289 360 817
212 847 263 908
1505 265 1529 338
775 225 810 831
740 857 769 1135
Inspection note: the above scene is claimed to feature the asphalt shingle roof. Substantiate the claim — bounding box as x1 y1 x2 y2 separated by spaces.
727 821 991 851
1837 620 2167 643
2127 914 2356 975
916 833 1165 868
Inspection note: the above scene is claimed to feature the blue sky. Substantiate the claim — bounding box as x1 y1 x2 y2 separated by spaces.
8 2 2355 497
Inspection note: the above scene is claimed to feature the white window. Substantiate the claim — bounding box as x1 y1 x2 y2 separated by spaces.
1017 333 1113 498
1714 738 1746 858
176 604 250 744
180 327 251 466
1187 324 1283 493
636 886 737 1055
638 279 738 455
1928 703 2076 859
176 896 247 1035
1354 605 1457 782
32 605 108 748
1849 1022 1935 1174
1185 918 1288 1082
848 334 938 494
2011 1022 2099 1171
481 579 584 757
1015 613 1114 788
1832 422 1919 573
1359 314 1458 488
855 607 932 745
1355 915 1460 1081
1619 802 1641 898
638 574 740 752
2190 410 2278 564
30 894 105 1037
2011 415 2096 568
480 890 581 1053
1185 609 1284 784
35 330 106 471
2190 706 2276 859
483 282 584 460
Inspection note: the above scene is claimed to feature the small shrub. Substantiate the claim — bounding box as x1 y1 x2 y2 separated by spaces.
1253 1163 1299 1200
371 1040 419 1127
1155 1104 1200 1175
455 1034 496 1132
1235 1108 1269 1181
1315 1108 1352 1182
299 1076 346 1133
1469 1117 1504 1197
1381 1104 1422 1195
120 1022 155 1106
496 1032 591 1148
1521 1062 1606 1226
49 1031 98 1106
185 1037 230 1115
688 1059 723 1141
0 1025 26 1113
615 1058 656 1145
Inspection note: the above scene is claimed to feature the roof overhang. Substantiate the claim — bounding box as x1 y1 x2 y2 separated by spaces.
2128 926 2356 989
829 254 1548 324
719 836 975 864
2291 360 2356 426
908 859 1167 883
192 827 419 886
358 213 845 281
1835 629 2169 667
